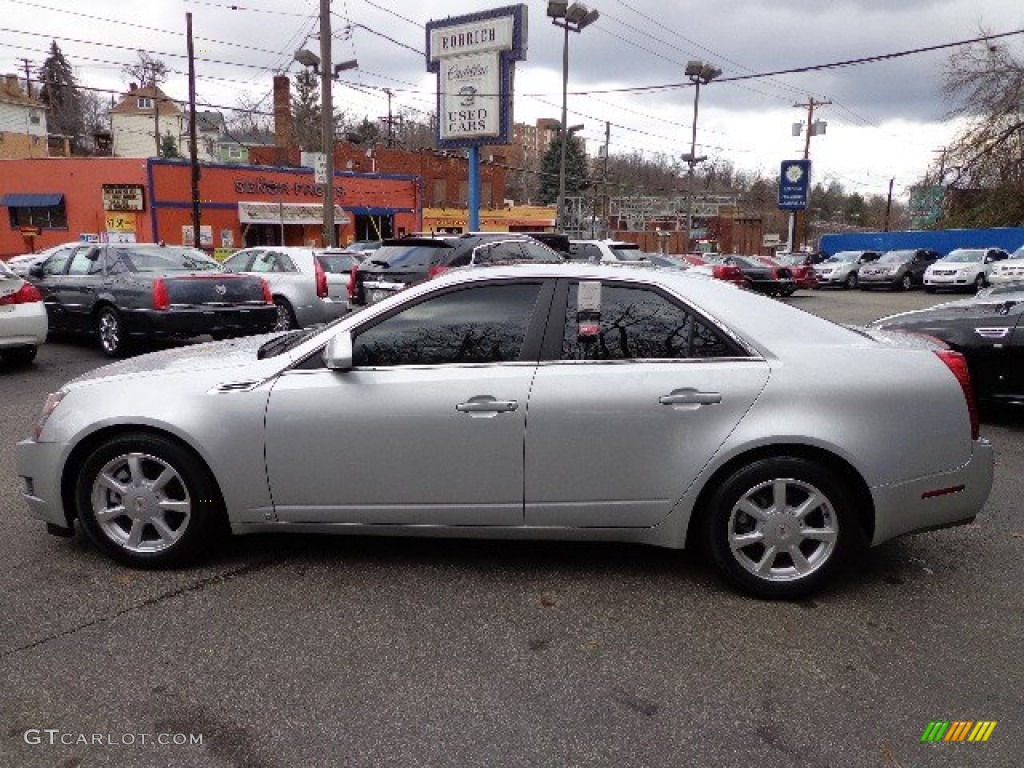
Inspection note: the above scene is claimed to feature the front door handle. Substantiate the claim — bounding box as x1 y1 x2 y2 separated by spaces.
659 388 722 407
456 396 519 416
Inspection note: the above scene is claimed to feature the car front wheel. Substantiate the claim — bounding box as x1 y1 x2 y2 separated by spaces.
844 272 858 289
974 273 987 292
899 274 913 291
75 432 224 567
705 457 861 599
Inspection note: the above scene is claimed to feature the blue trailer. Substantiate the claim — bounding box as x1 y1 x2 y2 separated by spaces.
818 228 1024 257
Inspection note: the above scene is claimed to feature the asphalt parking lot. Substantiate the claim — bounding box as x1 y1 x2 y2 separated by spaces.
1 286 1021 768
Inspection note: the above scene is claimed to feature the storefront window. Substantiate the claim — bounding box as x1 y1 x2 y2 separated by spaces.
8 201 67 229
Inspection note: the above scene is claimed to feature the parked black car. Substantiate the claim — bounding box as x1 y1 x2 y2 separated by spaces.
349 233 564 306
870 284 1024 405
857 248 940 291
29 243 276 356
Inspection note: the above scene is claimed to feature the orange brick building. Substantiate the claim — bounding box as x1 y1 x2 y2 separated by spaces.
0 157 420 257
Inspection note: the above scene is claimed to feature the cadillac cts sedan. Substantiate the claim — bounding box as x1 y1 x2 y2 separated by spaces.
17 264 993 599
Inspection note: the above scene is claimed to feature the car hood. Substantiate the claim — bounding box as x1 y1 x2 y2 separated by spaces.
67 332 290 388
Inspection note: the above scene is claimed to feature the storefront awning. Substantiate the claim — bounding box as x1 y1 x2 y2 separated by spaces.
1 193 64 207
238 201 350 226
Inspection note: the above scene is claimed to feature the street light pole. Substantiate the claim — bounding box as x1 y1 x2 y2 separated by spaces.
682 60 720 253
548 1 599 234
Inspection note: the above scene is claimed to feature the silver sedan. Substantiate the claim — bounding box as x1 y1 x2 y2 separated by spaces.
16 264 993 599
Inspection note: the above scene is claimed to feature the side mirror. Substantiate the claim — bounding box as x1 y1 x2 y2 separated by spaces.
323 330 354 370
29 264 44 278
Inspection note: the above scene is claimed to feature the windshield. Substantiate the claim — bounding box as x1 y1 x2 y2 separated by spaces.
878 250 914 264
364 244 450 268
940 250 984 263
609 245 643 261
113 246 222 273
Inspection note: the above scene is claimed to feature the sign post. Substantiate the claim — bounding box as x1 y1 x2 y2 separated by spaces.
778 159 811 252
426 5 527 232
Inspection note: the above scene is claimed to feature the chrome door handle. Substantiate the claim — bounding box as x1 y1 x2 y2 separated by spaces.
659 388 722 406
456 396 519 414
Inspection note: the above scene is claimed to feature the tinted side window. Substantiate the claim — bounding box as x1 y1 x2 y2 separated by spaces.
561 282 738 361
521 241 561 262
42 248 74 276
354 283 542 366
223 250 257 272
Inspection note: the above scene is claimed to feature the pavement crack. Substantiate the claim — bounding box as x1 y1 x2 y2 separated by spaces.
0 558 281 660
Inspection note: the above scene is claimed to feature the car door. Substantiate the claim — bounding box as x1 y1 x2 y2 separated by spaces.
954 297 1024 400
264 279 554 526
34 244 93 331
58 246 108 331
524 279 770 528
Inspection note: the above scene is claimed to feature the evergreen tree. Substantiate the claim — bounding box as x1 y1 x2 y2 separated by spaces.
292 70 322 151
539 133 589 205
38 41 85 152
159 133 181 159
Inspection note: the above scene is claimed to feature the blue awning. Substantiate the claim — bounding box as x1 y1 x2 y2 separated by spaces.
1 193 64 207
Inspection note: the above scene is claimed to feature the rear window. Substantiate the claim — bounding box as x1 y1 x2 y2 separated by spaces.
317 252 362 273
112 246 222 273
365 244 451 268
609 245 644 261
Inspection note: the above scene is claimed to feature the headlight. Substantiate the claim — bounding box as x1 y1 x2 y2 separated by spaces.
34 390 66 440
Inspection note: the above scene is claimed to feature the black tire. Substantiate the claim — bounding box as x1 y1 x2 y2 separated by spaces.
704 457 862 599
272 297 297 331
75 432 225 568
973 273 987 292
95 305 129 357
844 272 858 289
924 286 936 294
1 345 37 366
899 274 913 291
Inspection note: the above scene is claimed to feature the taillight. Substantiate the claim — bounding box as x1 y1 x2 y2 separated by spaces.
314 257 328 298
712 265 744 282
260 278 273 304
935 350 979 440
348 265 358 300
427 265 449 279
152 279 170 310
0 282 42 305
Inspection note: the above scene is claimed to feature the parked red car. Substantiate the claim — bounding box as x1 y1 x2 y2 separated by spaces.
755 255 818 290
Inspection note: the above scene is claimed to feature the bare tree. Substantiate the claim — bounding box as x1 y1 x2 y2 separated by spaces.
929 34 1024 226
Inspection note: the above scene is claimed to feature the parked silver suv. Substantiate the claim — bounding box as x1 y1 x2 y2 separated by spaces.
222 246 361 330
813 250 880 288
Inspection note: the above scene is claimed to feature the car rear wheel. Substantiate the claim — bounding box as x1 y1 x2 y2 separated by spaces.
705 457 860 599
273 297 297 331
844 272 858 289
1 345 37 365
96 306 129 357
75 432 224 567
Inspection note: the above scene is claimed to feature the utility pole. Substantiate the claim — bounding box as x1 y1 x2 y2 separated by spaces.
601 121 610 239
19 58 33 96
319 0 336 247
381 88 395 148
791 96 830 250
186 12 202 250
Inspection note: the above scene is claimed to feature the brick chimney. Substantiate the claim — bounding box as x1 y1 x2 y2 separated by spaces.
273 75 295 151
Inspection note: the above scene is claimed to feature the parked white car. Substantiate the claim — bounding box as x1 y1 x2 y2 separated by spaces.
924 247 1010 293
0 257 47 365
5 242 84 277
568 239 650 265
221 246 360 330
986 246 1024 286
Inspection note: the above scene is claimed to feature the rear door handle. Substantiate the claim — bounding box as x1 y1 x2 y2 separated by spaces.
456 396 519 416
659 388 722 407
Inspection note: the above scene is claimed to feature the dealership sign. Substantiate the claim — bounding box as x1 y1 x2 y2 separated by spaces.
426 5 527 148
778 159 812 211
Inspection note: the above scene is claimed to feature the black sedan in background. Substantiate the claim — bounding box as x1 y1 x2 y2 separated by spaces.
870 284 1024 405
29 243 277 356
350 233 564 306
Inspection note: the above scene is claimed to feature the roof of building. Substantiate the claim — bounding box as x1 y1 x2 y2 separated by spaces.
110 85 181 116
0 74 44 108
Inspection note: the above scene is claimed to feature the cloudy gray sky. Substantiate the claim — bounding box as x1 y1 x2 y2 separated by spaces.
3 0 1021 201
